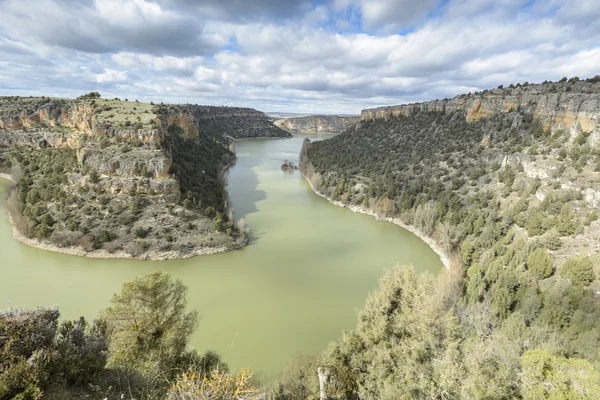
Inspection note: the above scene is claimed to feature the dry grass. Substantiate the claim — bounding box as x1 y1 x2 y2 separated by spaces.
95 99 156 127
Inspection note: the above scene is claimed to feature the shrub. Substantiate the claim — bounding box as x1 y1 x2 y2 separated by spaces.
526 248 554 279
526 210 546 236
53 317 108 385
0 308 107 397
168 368 258 400
560 256 595 286
98 230 114 243
89 169 100 184
521 350 600 399
134 227 149 238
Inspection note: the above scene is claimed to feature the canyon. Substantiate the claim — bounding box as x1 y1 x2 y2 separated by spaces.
274 114 359 134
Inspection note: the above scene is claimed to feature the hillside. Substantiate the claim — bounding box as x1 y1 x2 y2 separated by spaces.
0 93 288 259
274 115 359 134
292 76 600 398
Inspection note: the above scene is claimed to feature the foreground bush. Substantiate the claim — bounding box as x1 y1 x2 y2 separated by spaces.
0 272 241 399
0 308 107 399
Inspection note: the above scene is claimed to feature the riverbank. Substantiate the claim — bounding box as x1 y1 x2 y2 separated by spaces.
303 176 452 269
7 211 247 261
0 173 248 261
0 173 15 183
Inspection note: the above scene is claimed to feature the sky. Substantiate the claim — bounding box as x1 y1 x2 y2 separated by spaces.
0 0 599 114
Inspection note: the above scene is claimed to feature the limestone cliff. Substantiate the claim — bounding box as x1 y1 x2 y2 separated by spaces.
275 115 359 134
361 79 600 145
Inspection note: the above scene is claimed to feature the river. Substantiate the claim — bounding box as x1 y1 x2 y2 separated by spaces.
0 134 442 374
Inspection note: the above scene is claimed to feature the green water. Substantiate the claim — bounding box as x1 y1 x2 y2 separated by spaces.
0 135 442 373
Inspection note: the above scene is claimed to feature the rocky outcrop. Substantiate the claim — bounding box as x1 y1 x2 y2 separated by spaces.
281 160 298 171
275 115 359 134
0 98 98 134
361 79 600 145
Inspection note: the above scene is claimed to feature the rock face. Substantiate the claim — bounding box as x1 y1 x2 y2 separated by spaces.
157 104 291 140
275 115 360 134
361 79 600 145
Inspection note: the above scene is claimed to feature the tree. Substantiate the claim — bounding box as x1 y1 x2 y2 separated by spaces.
413 201 437 236
526 248 554 279
560 256 595 286
89 169 100 184
521 350 600 399
101 272 199 382
526 210 546 236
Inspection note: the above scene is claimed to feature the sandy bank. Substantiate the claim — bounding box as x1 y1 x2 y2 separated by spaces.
0 173 15 183
304 176 451 269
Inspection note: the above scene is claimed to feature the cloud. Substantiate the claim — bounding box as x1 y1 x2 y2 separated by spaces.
0 0 226 56
0 0 599 113
95 68 128 83
332 0 441 32
111 53 203 75
158 0 315 21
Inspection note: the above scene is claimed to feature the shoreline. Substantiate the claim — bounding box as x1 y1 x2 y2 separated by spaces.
303 176 451 269
0 173 248 261
230 135 292 141
0 173 15 183
7 210 248 261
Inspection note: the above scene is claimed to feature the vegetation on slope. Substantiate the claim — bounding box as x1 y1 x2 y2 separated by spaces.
154 103 291 139
286 77 600 398
0 272 259 400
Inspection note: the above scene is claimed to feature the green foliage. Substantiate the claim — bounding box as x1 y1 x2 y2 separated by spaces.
521 350 600 399
0 308 107 398
298 89 600 398
134 226 149 238
54 317 108 385
560 256 596 286
526 210 547 236
0 273 238 398
165 123 230 211
270 354 320 400
315 266 464 399
527 248 554 279
77 92 101 100
101 272 199 383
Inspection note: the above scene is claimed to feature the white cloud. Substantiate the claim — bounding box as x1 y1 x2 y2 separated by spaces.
0 0 598 113
95 68 128 83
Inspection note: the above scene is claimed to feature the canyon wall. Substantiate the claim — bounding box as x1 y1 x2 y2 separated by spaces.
275 115 360 134
361 80 600 144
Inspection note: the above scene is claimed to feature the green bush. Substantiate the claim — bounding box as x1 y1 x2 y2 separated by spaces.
521 350 600 399
134 227 149 239
560 256 595 286
526 248 554 279
0 308 107 398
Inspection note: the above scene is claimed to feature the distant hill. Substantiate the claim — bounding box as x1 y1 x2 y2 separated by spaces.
274 114 360 134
